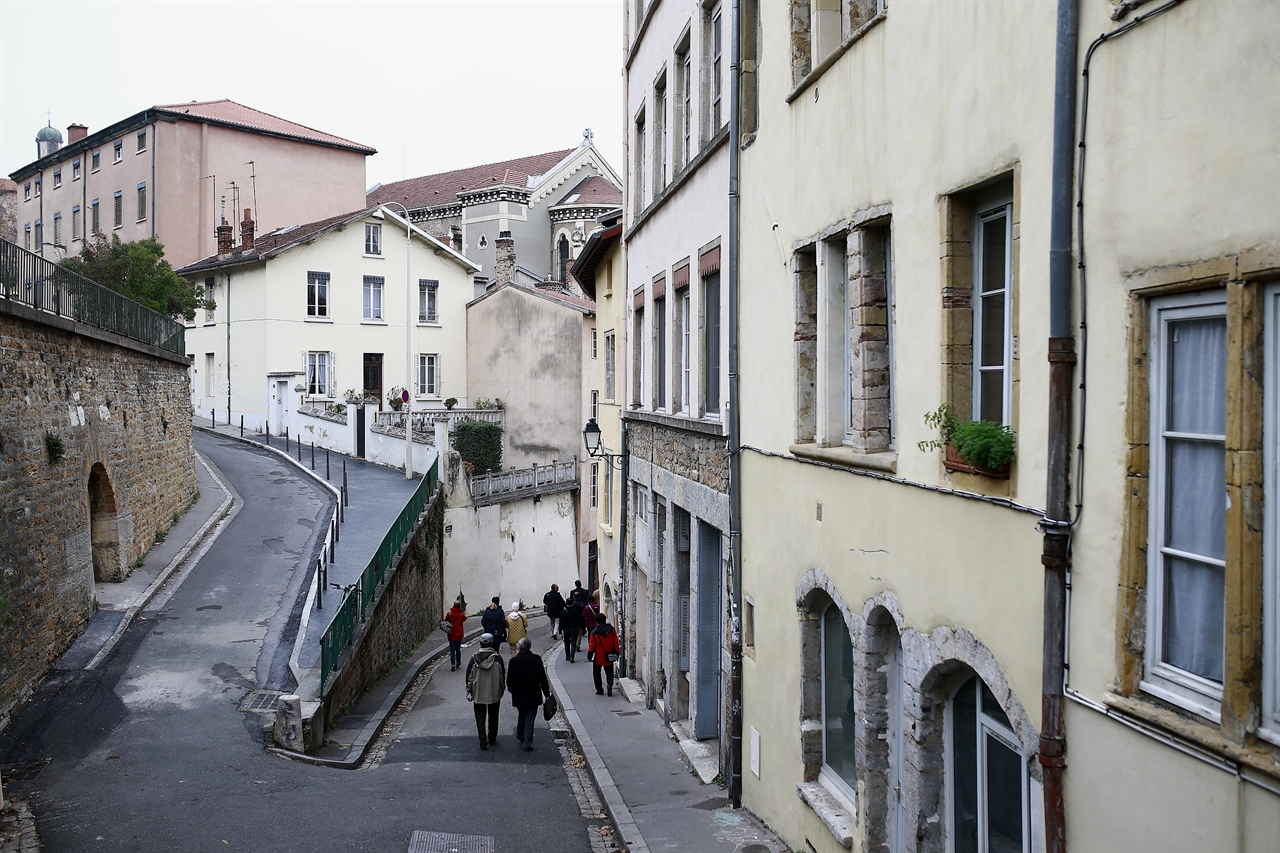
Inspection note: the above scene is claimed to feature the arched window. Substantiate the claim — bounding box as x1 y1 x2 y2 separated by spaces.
559 234 570 282
948 673 1028 853
821 602 857 804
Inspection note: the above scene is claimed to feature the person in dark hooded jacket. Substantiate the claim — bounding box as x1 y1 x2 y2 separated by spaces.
588 616 621 697
543 584 566 638
561 598 584 663
480 596 507 646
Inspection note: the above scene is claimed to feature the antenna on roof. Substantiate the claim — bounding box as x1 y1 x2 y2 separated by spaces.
220 194 226 226
246 162 258 230
226 181 240 239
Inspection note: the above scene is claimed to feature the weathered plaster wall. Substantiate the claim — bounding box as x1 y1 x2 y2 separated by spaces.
0 304 195 731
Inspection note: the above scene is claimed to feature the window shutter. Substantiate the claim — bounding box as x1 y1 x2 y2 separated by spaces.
436 355 442 396
328 352 336 397
679 594 691 672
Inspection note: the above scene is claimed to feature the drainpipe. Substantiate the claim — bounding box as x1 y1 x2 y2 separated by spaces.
619 418 630 677
224 267 233 426
726 0 744 812
1040 0 1079 850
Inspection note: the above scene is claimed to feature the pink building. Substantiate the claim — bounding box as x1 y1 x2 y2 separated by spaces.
8 100 374 268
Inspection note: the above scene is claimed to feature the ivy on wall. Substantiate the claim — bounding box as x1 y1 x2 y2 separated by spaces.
454 420 503 476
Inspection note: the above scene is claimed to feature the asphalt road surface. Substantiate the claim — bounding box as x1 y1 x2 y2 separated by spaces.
1 433 593 853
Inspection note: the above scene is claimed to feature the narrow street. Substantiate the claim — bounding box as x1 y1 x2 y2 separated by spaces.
0 433 594 853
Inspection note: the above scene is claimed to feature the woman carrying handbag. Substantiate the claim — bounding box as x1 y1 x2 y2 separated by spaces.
587 615 621 697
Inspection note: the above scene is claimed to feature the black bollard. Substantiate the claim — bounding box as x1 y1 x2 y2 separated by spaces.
316 559 323 610
326 448 331 480
211 409 215 428
297 434 302 462
311 441 315 470
343 462 349 507
240 415 244 438
286 432 290 453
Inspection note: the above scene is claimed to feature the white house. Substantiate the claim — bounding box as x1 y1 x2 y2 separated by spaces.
179 205 478 464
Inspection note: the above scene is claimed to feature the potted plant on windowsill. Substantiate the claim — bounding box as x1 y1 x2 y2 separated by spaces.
918 404 1015 479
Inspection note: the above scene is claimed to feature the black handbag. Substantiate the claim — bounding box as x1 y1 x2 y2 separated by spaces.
543 692 558 721
606 652 619 663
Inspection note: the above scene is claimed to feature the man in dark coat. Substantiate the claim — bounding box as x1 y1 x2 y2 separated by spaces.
505 638 551 751
543 584 566 639
481 596 507 647
561 598 584 663
568 579 590 607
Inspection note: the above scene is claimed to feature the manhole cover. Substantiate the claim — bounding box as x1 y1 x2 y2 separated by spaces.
408 831 494 853
613 710 641 717
1 759 50 782
691 796 728 810
239 690 283 712
550 729 571 740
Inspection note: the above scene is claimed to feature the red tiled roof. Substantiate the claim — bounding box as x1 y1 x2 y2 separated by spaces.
177 208 371 272
550 175 623 208
366 149 576 210
154 99 375 153
526 282 596 314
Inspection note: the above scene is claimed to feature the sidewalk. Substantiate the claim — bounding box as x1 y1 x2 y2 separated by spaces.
191 417 423 673
548 641 788 853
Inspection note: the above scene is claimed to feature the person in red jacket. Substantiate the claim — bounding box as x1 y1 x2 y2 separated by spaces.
588 616 621 697
446 598 466 671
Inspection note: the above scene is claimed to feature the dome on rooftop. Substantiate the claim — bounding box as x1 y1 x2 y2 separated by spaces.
36 124 63 143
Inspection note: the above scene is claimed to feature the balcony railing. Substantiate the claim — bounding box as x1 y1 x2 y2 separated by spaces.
470 458 578 506
374 408 505 434
0 238 186 355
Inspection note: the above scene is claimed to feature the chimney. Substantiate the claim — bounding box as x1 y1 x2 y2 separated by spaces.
240 208 255 251
494 230 515 285
216 221 234 255
68 124 88 144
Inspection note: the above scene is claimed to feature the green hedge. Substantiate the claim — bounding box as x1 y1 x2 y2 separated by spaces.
455 419 503 475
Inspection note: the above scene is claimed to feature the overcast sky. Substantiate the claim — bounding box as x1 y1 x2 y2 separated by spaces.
1 0 623 188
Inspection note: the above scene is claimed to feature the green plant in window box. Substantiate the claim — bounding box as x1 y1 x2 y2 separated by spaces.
918 404 1015 475
386 385 406 411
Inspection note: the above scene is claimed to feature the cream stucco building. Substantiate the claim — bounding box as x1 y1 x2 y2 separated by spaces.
734 1 1280 851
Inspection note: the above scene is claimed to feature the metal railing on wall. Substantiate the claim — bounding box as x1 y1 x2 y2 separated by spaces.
0 239 186 355
319 458 440 691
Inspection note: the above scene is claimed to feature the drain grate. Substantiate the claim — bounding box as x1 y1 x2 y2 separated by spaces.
408 831 494 853
612 710 641 717
550 729 571 740
691 796 728 810
239 690 284 713
1 759 50 782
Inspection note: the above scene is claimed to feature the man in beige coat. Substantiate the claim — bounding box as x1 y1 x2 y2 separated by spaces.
466 633 506 750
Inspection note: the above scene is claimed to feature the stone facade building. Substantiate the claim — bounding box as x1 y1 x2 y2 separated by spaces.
0 244 195 732
622 0 734 773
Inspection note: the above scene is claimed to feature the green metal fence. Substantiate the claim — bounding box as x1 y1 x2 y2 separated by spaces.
0 238 186 355
320 459 440 691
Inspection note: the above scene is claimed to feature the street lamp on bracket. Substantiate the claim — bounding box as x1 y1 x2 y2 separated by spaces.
582 418 623 469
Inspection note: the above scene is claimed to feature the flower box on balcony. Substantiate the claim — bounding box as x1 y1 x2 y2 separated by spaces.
943 441 1011 479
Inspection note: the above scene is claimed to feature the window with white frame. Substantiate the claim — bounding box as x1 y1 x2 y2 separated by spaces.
53 213 62 245
633 303 646 405
23 182 31 201
53 169 62 189
72 205 82 241
365 223 382 255
91 199 100 234
114 192 123 228
1263 281 1280 743
73 160 81 181
655 294 667 409
654 73 668 192
634 109 646 215
591 462 599 509
1143 291 1228 716
591 328 598 359
419 279 438 323
676 283 691 413
34 220 42 248
604 462 614 526
307 351 333 397
677 35 692 167
307 271 330 318
591 390 599 421
605 331 617 400
136 130 147 152
137 183 147 222
711 6 724 132
34 178 41 197
91 151 100 171
703 270 721 415
113 141 123 163
363 276 384 321
820 602 857 807
948 674 1028 853
24 224 31 251
973 201 1012 425
417 353 440 397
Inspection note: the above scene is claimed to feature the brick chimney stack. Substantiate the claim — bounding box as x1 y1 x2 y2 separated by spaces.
216 221 234 255
68 124 88 144
240 208 255 251
494 230 515 285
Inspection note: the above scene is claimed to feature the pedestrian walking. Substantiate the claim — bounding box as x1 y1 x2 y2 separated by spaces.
507 600 529 657
506 638 551 751
465 633 506 750
543 584 566 639
445 598 466 671
481 596 507 648
579 594 599 653
568 579 590 607
588 615 621 697
561 597 583 663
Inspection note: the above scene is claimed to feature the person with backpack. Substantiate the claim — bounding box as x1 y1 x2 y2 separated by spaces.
588 615 622 697
465 633 506 750
481 596 507 647
542 584 566 639
506 600 529 657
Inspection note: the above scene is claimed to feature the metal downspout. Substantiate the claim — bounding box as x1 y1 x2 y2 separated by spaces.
727 0 744 812
225 267 232 425
619 418 630 677
1041 0 1079 850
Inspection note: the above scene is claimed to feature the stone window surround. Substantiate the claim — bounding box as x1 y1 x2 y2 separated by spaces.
1115 254 1277 767
785 1 887 105
794 569 1039 852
